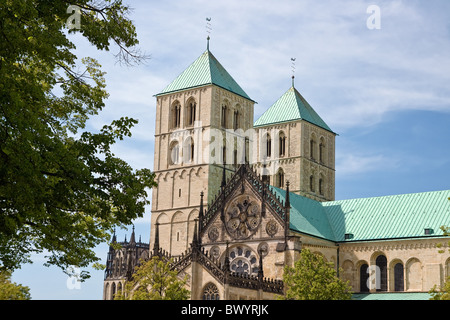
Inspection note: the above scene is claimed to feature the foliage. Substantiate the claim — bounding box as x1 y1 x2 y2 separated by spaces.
429 277 450 300
429 225 449 300
279 249 353 300
114 256 190 300
0 269 31 300
0 0 155 280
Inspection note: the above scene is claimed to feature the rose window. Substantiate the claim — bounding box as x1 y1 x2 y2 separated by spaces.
225 196 261 240
228 246 259 276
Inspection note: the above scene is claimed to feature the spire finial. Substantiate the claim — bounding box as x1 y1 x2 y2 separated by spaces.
206 17 212 51
285 180 290 209
291 58 296 87
153 222 160 253
129 224 136 244
192 218 199 248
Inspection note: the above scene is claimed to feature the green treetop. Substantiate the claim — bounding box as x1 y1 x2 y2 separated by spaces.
0 0 156 281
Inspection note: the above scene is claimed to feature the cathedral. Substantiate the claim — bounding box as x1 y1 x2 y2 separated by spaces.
103 40 450 300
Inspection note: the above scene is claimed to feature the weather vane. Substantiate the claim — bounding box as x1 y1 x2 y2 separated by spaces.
206 17 212 50
291 57 296 86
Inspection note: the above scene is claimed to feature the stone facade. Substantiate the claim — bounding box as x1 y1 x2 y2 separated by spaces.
103 48 449 300
253 120 336 202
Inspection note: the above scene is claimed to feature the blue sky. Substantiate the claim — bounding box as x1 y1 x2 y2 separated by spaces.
11 0 450 299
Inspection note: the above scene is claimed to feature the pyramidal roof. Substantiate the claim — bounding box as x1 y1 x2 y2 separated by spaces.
254 82 334 133
156 48 254 102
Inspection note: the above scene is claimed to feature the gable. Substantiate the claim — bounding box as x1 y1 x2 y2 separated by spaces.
200 165 288 244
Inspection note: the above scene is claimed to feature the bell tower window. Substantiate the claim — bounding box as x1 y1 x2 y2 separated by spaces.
172 102 181 129
276 168 285 188
221 104 228 128
186 100 196 127
279 131 286 157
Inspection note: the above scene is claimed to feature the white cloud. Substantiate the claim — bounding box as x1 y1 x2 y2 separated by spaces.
336 153 400 176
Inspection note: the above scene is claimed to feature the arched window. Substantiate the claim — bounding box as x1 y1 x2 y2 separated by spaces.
203 283 220 300
233 110 239 130
183 137 194 164
376 255 388 292
221 104 228 128
228 246 259 276
111 282 116 300
319 137 325 163
172 102 181 129
394 263 404 292
310 136 316 160
310 175 315 192
277 168 285 188
279 132 286 157
186 100 196 126
169 141 180 165
319 176 324 196
360 264 370 292
264 133 272 158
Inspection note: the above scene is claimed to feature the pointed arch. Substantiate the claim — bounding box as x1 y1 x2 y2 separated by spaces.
202 282 220 300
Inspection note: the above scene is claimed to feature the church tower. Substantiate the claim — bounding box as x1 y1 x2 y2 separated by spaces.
150 41 256 256
253 76 336 201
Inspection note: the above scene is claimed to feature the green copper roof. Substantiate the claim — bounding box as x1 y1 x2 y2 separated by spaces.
270 187 336 241
271 188 450 242
324 190 450 242
254 86 333 133
352 292 432 300
156 50 254 101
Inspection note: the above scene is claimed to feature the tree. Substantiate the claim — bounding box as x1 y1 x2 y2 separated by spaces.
429 277 450 300
114 256 190 300
429 225 449 300
0 269 31 300
0 0 155 280
279 249 353 300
